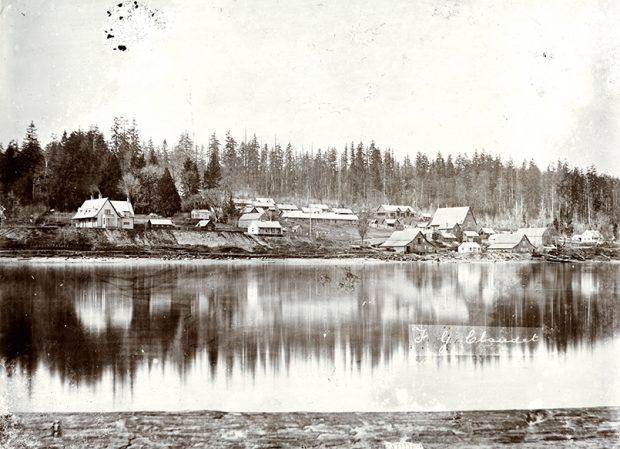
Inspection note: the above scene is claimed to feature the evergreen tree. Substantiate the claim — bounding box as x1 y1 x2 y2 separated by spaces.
284 143 296 193
368 141 382 193
99 152 123 199
1 140 19 193
245 135 260 189
204 133 222 189
181 157 201 197
156 167 181 216
222 131 238 187
15 122 44 203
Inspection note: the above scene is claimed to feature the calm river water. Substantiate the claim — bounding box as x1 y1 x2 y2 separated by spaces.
1 261 618 412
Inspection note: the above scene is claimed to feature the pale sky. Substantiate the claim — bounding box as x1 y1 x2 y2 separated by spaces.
1 0 620 174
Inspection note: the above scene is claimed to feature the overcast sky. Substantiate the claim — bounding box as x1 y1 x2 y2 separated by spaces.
1 0 620 174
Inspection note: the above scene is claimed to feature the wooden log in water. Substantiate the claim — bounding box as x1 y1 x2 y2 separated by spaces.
3 407 619 448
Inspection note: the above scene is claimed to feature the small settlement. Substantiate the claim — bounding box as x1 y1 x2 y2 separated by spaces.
68 193 607 256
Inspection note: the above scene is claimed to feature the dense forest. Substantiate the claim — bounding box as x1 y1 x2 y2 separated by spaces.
0 118 619 236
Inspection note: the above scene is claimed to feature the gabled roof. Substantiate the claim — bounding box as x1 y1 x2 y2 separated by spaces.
381 228 428 247
73 198 134 220
441 231 457 239
250 220 282 228
517 227 550 238
479 227 496 234
332 208 353 214
110 200 134 217
242 206 264 214
72 198 111 220
430 207 474 228
378 204 415 213
196 219 214 227
488 233 533 249
384 218 400 224
463 230 479 237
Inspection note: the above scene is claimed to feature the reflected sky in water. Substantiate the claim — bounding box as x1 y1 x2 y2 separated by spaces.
1 261 619 412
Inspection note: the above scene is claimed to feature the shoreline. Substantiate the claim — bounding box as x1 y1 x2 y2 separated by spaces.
4 406 619 448
0 249 617 265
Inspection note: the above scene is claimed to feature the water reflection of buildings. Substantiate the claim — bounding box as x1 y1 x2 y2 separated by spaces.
0 262 618 397
74 284 133 333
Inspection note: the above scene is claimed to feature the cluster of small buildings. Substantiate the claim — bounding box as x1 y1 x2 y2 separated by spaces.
378 205 580 255
233 197 359 236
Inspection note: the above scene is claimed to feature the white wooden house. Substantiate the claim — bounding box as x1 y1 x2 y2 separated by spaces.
72 197 134 229
248 220 283 236
458 242 482 253
191 209 213 220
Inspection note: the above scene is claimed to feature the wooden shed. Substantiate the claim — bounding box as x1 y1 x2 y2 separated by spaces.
380 228 436 254
488 234 535 253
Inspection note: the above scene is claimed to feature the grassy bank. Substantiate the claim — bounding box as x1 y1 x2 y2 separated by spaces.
3 407 619 448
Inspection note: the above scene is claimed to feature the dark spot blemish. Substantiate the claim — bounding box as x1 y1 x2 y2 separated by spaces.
543 53 546 58
117 2 123 7
117 45 127 51
107 10 111 16
107 33 114 39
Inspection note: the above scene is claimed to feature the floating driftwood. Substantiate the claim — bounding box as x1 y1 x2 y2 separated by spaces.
3 407 619 448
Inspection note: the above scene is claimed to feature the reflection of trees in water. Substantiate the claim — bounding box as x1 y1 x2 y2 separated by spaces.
486 264 618 351
0 263 618 393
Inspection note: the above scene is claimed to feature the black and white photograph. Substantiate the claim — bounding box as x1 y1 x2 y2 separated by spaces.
1 0 619 447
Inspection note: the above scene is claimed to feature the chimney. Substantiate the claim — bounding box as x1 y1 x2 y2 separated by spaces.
90 194 93 200
98 191 102 199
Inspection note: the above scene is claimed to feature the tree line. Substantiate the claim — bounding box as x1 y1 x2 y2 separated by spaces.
0 118 618 236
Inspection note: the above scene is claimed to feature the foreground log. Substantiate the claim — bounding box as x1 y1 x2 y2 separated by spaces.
3 407 619 448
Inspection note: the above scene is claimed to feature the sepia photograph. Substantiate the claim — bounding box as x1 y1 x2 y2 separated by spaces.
1 0 619 447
